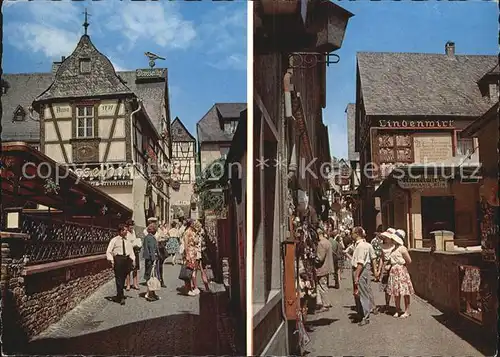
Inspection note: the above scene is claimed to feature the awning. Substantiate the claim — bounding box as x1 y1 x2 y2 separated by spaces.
1 142 132 219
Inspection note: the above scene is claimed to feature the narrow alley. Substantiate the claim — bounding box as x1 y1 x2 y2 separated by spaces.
24 260 237 356
303 275 493 357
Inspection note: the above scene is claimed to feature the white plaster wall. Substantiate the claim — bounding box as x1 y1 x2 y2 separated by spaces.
108 142 126 161
44 122 58 142
99 118 113 138
44 143 64 163
114 118 126 138
100 186 133 210
132 170 147 229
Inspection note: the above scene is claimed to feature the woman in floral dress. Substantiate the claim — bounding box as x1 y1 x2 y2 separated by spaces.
386 229 414 318
183 221 200 296
166 221 180 265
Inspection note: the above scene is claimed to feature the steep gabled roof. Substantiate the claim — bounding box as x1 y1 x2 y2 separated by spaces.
357 52 496 117
34 35 133 102
197 103 246 143
171 117 195 142
1 73 54 142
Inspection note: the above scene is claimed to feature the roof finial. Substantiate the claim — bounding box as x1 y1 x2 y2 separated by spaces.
83 8 90 35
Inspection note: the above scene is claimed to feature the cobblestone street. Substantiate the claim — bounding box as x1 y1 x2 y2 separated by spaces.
303 274 494 357
25 259 235 356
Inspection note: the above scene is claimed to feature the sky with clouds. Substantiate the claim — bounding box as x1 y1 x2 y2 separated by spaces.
325 1 498 159
3 0 246 139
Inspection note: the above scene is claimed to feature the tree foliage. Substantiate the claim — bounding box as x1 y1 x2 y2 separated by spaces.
193 157 227 217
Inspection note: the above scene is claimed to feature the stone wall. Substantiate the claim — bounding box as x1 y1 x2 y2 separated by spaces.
408 249 497 333
1 233 113 354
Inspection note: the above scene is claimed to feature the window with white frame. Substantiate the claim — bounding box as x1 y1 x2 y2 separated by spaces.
76 106 94 138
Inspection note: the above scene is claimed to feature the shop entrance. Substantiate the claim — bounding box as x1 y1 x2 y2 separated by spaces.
421 196 455 240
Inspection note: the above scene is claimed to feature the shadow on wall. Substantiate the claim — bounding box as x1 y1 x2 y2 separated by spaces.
2 288 30 354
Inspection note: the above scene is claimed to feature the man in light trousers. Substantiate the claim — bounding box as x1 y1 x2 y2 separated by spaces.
351 226 378 326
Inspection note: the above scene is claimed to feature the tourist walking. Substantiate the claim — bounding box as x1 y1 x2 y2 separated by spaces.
328 229 342 288
106 224 135 305
182 220 200 296
156 223 168 288
386 229 414 318
351 226 378 326
125 219 141 291
370 225 384 282
143 223 159 301
192 220 211 292
167 221 181 265
316 227 334 312
377 228 397 312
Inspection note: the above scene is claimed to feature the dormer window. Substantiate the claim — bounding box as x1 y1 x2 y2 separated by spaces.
224 120 238 135
80 58 91 74
1 79 9 94
13 106 26 121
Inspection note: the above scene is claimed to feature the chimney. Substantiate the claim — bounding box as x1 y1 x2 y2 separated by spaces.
61 56 66 62
445 41 455 56
52 62 61 74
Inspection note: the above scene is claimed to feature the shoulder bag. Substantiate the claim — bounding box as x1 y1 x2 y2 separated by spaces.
147 261 161 292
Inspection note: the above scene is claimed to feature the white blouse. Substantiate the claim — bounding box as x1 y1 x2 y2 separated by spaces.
389 246 407 266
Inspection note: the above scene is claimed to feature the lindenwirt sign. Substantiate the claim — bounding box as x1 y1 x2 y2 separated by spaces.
378 120 455 128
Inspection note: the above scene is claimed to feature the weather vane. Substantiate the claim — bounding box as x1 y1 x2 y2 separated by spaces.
82 8 91 35
144 52 166 68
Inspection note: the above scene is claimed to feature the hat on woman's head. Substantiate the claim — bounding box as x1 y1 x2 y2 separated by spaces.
380 228 396 240
389 229 405 246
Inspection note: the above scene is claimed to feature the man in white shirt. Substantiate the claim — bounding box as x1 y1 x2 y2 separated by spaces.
351 226 378 326
125 219 142 291
106 224 136 305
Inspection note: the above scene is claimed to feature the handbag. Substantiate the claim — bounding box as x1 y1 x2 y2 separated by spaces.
178 264 194 281
147 261 161 292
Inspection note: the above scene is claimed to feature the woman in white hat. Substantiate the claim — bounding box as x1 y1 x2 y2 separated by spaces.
376 228 397 313
386 229 414 318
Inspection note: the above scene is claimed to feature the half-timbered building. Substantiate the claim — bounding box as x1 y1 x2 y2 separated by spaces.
170 117 197 220
355 42 496 245
28 30 171 231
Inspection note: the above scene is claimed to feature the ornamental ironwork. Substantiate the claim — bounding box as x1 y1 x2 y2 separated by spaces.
22 215 115 265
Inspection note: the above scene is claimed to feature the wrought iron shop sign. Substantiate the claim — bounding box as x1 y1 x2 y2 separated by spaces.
397 178 448 189
135 68 166 80
378 120 455 128
70 163 133 186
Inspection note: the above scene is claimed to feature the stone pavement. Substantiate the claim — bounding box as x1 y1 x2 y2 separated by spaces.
303 274 492 357
25 259 236 356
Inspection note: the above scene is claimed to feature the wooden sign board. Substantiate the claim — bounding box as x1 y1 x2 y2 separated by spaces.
413 133 453 164
397 178 448 189
135 68 166 80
